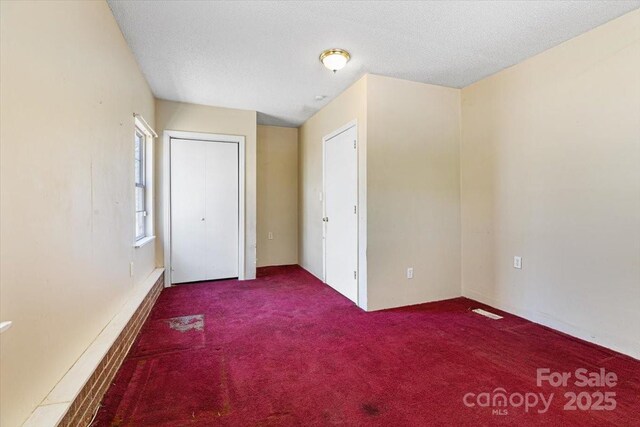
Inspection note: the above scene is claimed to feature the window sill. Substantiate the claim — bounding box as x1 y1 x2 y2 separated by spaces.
134 235 156 249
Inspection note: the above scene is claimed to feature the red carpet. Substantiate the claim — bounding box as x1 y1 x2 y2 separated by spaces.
95 266 640 426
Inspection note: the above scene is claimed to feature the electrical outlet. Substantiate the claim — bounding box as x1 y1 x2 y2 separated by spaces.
268 232 273 240
407 267 414 279
513 256 522 269
129 261 134 277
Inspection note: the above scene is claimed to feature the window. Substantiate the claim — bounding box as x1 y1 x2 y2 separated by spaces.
134 115 156 246
134 128 147 240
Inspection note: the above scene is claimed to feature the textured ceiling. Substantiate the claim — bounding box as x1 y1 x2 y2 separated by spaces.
108 1 640 127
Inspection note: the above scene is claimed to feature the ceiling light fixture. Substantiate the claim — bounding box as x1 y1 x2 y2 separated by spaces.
319 48 350 73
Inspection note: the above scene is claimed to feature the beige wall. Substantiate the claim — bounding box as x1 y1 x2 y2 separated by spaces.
154 99 258 279
461 10 640 358
298 75 368 299
0 1 157 425
257 125 299 267
366 75 461 310
298 74 461 311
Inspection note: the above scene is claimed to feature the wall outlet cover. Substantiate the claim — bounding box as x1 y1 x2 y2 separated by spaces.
514 256 522 269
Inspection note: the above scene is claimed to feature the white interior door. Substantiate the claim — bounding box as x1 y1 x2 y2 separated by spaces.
171 138 239 284
324 125 358 303
170 139 206 283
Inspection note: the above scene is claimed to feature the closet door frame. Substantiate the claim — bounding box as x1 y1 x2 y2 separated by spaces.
163 130 246 287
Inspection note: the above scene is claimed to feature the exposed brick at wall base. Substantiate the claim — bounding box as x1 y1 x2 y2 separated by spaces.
58 275 164 426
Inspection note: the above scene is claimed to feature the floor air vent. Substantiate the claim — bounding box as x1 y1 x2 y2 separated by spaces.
472 308 503 320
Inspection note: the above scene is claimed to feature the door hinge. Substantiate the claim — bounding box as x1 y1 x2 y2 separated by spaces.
353 140 356 149
354 271 357 279
354 205 357 214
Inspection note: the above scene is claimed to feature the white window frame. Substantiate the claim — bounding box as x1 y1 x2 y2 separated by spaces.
134 114 157 248
134 127 147 240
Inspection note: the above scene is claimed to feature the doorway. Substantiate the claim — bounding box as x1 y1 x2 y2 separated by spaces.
163 131 245 285
323 123 358 303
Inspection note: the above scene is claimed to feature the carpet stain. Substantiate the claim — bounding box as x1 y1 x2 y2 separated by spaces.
361 403 380 416
165 314 204 332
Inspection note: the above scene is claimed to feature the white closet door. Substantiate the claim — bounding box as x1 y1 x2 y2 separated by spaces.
171 139 206 283
324 125 358 303
171 138 239 284
203 141 239 280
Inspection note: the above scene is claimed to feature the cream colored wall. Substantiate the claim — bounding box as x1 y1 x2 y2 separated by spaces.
366 75 461 310
0 1 157 425
155 99 258 279
298 74 461 311
461 10 640 358
298 75 368 296
257 125 299 267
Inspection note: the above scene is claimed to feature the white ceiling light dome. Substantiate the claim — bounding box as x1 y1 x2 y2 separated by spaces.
319 48 351 72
